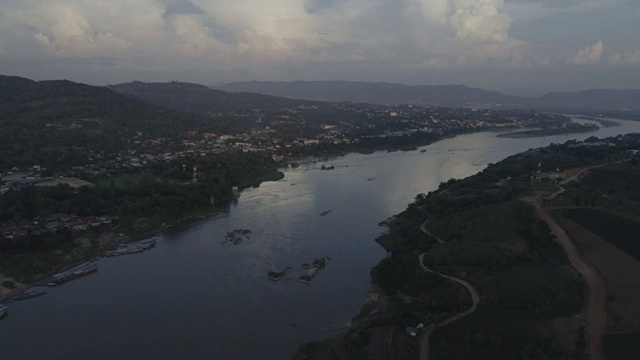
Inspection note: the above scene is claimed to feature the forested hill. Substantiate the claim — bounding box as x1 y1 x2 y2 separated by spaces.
109 81 321 114
218 80 527 107
0 75 212 168
219 80 640 115
538 89 640 111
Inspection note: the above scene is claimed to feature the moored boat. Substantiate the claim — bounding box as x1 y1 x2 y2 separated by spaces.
118 239 156 250
0 304 7 317
106 246 143 257
51 261 97 283
11 290 47 301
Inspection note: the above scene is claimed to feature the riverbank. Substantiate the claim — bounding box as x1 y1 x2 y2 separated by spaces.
0 273 26 302
295 136 628 358
0 204 233 303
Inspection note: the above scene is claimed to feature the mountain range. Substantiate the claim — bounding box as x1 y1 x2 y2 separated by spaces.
2 74 639 169
218 81 640 113
108 81 320 114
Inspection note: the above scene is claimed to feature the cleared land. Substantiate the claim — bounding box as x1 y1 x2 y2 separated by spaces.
524 196 607 360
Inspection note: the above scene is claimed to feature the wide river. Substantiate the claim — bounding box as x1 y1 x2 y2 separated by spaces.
2 118 640 359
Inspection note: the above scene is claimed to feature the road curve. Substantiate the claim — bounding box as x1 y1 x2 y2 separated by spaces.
418 222 480 360
523 196 607 360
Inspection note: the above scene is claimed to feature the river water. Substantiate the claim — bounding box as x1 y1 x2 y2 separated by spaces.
2 118 640 359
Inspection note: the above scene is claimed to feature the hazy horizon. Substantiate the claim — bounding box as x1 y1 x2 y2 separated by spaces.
1 0 638 92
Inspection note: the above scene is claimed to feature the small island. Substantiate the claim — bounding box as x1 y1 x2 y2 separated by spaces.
267 266 292 281
297 258 327 285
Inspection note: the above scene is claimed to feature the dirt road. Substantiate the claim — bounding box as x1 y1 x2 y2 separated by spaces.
523 196 607 360
418 221 480 360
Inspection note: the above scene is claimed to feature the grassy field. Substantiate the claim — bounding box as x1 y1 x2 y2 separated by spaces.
94 173 148 189
425 201 531 245
582 162 640 201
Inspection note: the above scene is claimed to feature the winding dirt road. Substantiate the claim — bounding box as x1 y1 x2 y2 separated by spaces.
418 223 480 360
523 196 607 360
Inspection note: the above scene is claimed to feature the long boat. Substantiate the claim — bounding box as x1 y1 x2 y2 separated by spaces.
106 246 143 257
10 291 47 301
118 239 156 250
51 261 97 283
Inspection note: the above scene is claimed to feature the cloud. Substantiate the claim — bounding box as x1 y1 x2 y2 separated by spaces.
413 0 528 68
419 0 511 43
0 0 636 90
4 0 164 58
608 49 640 65
572 41 603 64
0 0 526 68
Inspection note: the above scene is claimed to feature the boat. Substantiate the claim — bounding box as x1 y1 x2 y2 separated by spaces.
11 290 47 301
51 261 97 283
118 239 156 250
0 304 7 317
106 246 143 257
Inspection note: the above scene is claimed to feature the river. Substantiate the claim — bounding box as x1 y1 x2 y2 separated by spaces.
2 118 640 359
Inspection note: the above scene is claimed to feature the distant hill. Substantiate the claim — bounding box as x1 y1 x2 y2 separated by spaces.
219 81 640 113
0 75 210 168
537 89 640 111
109 81 320 114
218 80 529 107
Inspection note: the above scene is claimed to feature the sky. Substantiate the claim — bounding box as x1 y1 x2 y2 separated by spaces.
0 0 638 92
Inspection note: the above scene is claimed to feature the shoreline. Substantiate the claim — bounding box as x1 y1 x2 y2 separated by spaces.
497 127 598 138
0 207 226 303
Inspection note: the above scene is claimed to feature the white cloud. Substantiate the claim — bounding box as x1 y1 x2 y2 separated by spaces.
4 0 164 58
419 0 512 43
572 41 603 65
608 49 640 65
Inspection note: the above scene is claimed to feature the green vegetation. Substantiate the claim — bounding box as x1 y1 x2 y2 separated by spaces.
95 174 147 189
431 306 571 360
292 134 640 359
581 161 640 201
0 76 209 169
604 333 640 360
0 153 283 282
497 121 598 138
